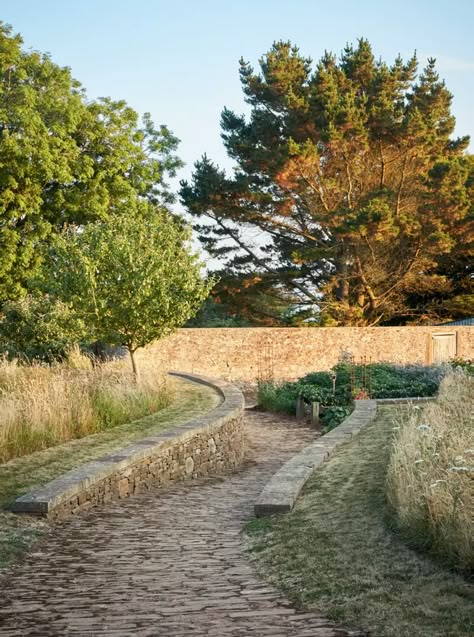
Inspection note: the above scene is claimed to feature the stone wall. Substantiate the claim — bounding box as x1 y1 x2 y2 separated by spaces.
140 326 474 382
12 373 245 521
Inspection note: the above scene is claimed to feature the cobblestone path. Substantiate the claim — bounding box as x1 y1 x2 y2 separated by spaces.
0 411 359 637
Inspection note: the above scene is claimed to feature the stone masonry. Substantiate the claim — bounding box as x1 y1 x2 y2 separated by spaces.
140 325 474 381
12 373 245 521
0 410 362 637
48 415 244 521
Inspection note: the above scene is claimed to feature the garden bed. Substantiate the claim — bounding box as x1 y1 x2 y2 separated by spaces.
257 362 445 431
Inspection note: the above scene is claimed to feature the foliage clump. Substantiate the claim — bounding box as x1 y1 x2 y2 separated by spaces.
258 362 445 430
0 23 182 305
0 295 84 363
42 209 213 378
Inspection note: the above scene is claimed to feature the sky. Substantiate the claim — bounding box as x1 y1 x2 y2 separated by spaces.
2 0 473 196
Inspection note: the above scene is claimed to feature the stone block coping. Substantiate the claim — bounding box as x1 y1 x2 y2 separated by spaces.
254 396 434 517
11 371 244 517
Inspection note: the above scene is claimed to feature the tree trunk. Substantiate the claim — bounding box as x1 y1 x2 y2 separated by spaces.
334 244 350 304
129 348 140 383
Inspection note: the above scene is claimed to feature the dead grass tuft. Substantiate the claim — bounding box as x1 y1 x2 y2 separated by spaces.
387 370 473 572
0 351 172 462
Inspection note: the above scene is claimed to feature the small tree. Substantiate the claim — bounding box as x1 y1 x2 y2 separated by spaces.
44 207 213 380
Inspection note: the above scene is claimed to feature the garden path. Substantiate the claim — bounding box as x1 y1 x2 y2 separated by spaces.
0 410 361 637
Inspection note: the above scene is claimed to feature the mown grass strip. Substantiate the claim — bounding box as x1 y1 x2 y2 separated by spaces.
0 377 220 571
246 406 473 637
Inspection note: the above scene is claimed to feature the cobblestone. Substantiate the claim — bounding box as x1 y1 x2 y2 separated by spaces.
0 411 360 636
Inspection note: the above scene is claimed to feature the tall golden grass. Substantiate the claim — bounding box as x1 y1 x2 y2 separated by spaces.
0 349 172 463
387 370 473 572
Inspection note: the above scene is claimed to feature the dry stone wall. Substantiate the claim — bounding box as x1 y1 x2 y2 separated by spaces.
141 326 474 382
12 373 245 521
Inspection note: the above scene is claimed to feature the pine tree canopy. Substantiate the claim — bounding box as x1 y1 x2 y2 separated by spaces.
181 39 473 325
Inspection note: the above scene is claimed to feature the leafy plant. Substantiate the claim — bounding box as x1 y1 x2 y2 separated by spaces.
450 357 474 375
42 208 214 380
0 24 182 304
0 295 84 362
257 363 445 428
257 381 298 415
321 406 353 432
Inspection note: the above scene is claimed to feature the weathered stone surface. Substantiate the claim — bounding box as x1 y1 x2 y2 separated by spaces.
11 373 245 520
141 326 474 381
185 456 194 474
0 411 362 637
255 400 377 517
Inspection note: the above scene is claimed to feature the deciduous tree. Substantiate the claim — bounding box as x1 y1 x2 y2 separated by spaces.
0 23 182 303
43 208 213 379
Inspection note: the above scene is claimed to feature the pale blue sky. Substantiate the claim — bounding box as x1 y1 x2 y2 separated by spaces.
2 0 473 188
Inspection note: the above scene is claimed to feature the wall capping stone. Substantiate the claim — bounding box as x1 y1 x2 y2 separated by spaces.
11 372 245 519
254 396 433 517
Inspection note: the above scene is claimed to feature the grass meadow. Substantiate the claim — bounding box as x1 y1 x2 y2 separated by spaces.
0 350 172 462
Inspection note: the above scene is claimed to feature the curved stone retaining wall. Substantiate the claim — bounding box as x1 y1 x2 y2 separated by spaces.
254 397 434 517
12 372 245 521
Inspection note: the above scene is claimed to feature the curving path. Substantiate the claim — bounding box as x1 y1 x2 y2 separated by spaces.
0 410 361 637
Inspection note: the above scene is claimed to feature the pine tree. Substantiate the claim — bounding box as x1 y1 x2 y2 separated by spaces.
181 39 473 325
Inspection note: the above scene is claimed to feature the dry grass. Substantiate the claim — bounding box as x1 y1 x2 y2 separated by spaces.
246 407 473 637
387 370 474 572
0 376 221 572
0 349 172 462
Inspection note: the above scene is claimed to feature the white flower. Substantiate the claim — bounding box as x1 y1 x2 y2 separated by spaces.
417 424 432 432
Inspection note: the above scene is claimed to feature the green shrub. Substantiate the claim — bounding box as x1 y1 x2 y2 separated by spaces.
321 405 353 432
368 363 442 398
257 363 445 426
257 381 298 414
0 295 84 363
450 357 474 375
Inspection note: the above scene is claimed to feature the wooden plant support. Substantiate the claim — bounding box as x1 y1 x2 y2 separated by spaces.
296 397 305 421
311 401 320 426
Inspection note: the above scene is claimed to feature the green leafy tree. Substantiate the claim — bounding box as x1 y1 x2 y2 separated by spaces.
43 208 213 379
0 23 182 303
181 39 473 325
0 294 84 362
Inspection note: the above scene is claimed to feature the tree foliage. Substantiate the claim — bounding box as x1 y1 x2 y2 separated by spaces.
190 273 312 327
0 294 84 362
181 39 473 325
42 209 213 378
0 23 182 303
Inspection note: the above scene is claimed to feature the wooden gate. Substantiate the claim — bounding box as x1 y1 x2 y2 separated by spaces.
432 333 457 363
